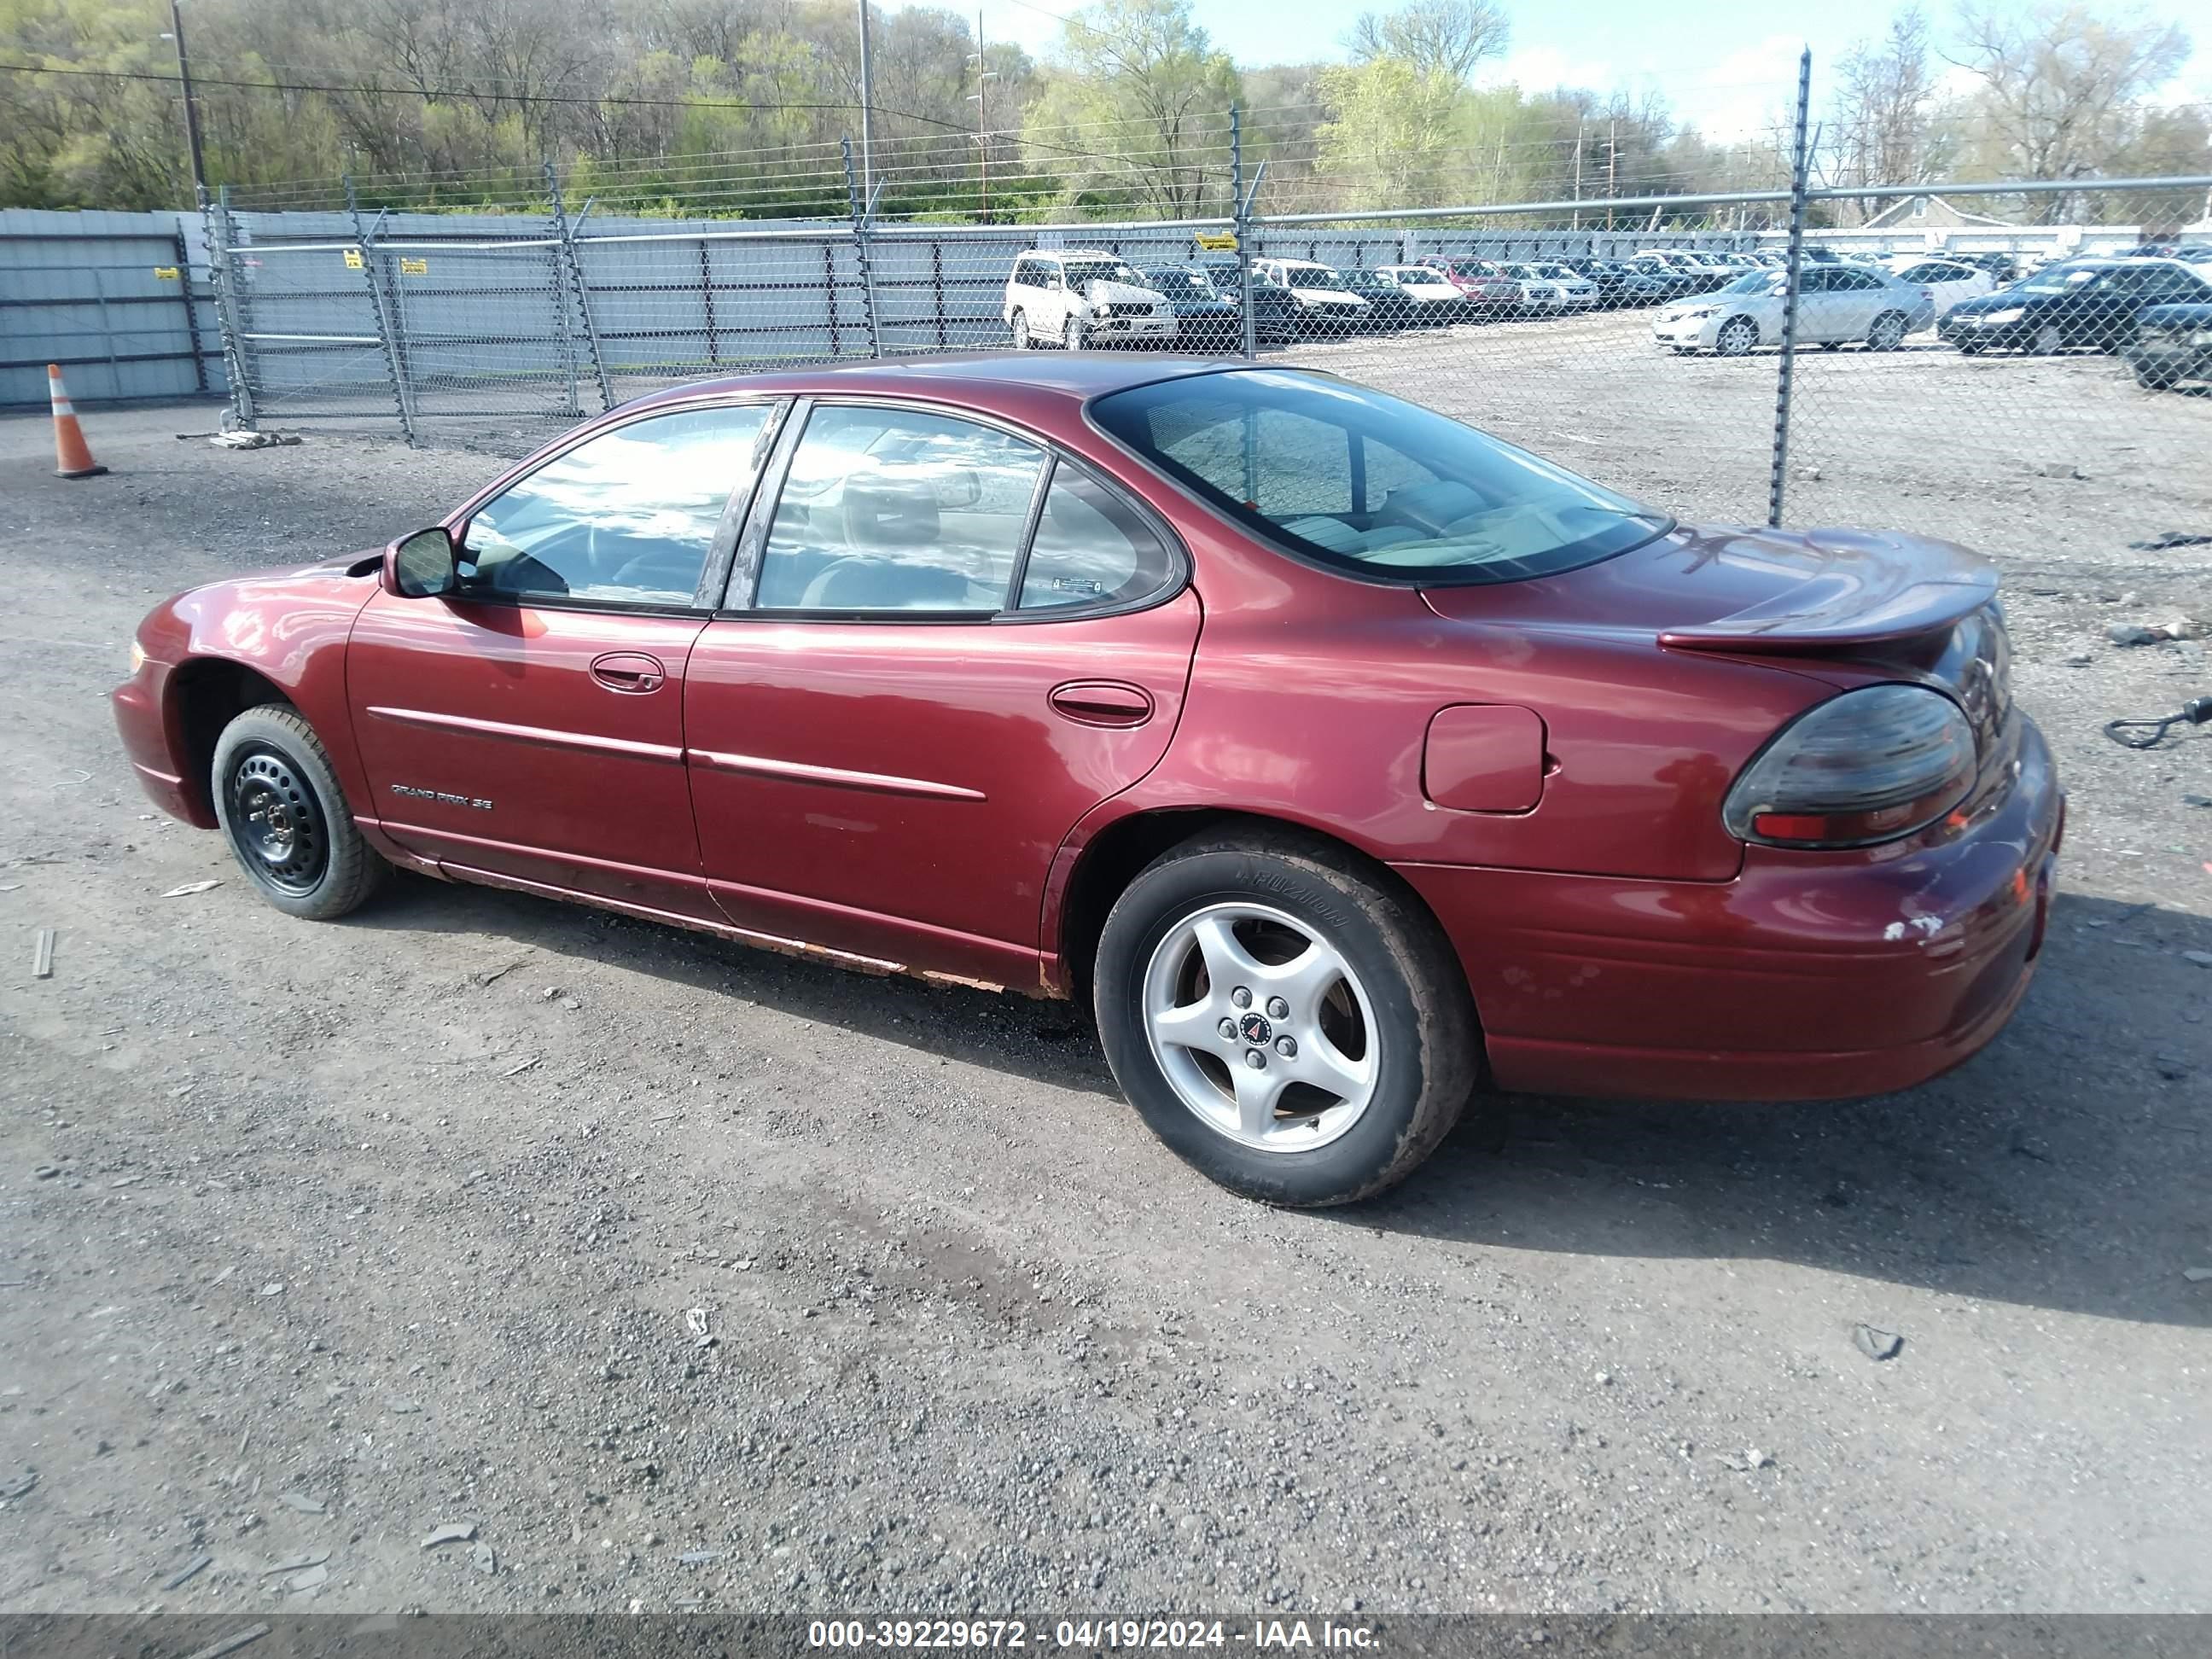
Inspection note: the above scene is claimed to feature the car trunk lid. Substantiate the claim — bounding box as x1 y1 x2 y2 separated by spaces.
1421 521 1993 649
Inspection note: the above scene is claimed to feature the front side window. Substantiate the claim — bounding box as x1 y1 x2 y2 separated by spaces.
460 405 771 606
753 405 1047 612
1094 369 1669 584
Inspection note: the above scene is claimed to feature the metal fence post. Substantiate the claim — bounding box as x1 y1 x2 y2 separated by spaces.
204 185 256 429
701 239 719 367
172 224 208 394
1767 48 1813 530
347 178 418 445
543 162 585 417
1231 106 1257 360
841 137 884 358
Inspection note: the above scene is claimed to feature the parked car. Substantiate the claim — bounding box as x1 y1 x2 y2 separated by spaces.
1417 255 1522 317
1937 257 2212 355
1887 255 1997 316
1652 264 1934 355
1252 258 1371 335
1503 263 1571 315
1004 250 1173 351
1336 267 1454 329
1557 259 1662 306
1648 249 1738 290
1139 265 1240 349
1371 264 1470 323
1522 262 1598 309
114 355 2060 1207
2125 300 2212 388
1950 251 2020 284
1198 259 1300 345
1621 253 1702 301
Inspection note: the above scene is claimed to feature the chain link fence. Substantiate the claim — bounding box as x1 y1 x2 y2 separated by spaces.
201 108 2212 556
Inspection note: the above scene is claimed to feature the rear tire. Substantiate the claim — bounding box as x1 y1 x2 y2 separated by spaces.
2132 360 2180 390
2033 323 2065 355
1867 310 1907 351
212 704 387 921
1092 829 1481 1207
1010 311 1032 350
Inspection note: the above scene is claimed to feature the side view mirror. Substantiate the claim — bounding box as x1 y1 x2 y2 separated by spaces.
391 526 458 597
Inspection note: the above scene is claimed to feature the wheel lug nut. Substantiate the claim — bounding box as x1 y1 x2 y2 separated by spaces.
1231 987 1253 1009
1266 997 1289 1020
1275 1036 1297 1058
1218 1018 1237 1040
1243 1049 1266 1069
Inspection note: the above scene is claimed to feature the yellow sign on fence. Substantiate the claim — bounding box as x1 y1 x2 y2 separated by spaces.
342 247 364 270
152 265 180 280
399 257 429 276
1194 231 1238 252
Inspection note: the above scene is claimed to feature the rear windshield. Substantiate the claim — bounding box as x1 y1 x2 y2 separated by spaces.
1144 268 1214 298
1091 370 1671 585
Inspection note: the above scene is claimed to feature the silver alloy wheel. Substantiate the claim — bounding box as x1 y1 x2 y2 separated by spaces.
1716 317 1757 357
1011 311 1030 349
2034 323 2064 354
1141 901 1379 1153
1869 311 1906 350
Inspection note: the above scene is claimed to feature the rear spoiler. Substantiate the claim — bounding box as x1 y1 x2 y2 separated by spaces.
1659 538 2000 654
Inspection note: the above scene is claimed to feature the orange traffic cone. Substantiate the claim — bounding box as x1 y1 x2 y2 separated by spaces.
49 364 108 480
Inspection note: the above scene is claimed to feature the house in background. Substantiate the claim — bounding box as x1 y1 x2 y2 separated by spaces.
1863 194 2017 231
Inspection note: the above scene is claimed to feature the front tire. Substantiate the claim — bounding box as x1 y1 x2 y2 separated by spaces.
1010 310 1032 350
1715 317 1758 357
212 704 387 920
1063 313 1085 352
1093 830 1481 1207
2033 323 2065 355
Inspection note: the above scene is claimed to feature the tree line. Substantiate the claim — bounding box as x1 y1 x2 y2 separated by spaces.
0 0 2201 226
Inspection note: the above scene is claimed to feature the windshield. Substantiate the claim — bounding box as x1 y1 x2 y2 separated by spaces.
1283 266 1344 289
2017 264 2110 293
1091 369 1670 584
1063 259 1144 288
1538 265 1577 279
1720 271 1780 294
1144 268 1214 299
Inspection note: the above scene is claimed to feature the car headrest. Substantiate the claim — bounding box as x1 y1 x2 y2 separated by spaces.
841 476 940 550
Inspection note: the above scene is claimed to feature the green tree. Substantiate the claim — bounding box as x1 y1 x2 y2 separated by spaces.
1023 0 1241 217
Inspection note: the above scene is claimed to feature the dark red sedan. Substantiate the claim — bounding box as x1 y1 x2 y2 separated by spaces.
114 356 2061 1206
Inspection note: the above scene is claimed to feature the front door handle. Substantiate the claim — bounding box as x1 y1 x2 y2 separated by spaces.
590 651 667 694
1048 679 1153 728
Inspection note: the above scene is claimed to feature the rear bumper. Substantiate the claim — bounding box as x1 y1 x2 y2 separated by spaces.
1394 713 2064 1103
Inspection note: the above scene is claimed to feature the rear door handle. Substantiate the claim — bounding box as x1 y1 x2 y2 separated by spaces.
1048 679 1153 728
590 651 667 694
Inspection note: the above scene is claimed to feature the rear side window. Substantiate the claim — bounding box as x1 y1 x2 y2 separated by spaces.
1019 464 1175 611
1092 368 1668 585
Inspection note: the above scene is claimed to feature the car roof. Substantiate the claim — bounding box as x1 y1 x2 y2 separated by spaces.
617 352 1246 417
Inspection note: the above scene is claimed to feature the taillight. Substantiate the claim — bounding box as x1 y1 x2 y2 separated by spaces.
1723 684 1976 849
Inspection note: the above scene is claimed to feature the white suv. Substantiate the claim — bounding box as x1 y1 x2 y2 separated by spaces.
1004 251 1174 350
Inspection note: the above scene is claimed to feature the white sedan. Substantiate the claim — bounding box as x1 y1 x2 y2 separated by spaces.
1651 265 1936 355
1888 256 1998 315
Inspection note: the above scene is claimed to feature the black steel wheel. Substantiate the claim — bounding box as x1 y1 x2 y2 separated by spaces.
212 704 388 920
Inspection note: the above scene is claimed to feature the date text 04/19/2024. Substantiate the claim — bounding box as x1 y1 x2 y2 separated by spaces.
806 1619 1379 1650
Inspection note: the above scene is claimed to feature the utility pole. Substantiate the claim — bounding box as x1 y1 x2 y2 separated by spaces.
967 10 997 222
164 0 208 204
1605 118 1618 231
857 0 875 205
1572 118 1584 230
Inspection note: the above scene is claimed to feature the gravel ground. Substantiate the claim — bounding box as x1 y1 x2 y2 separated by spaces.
1 388 2209 1621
